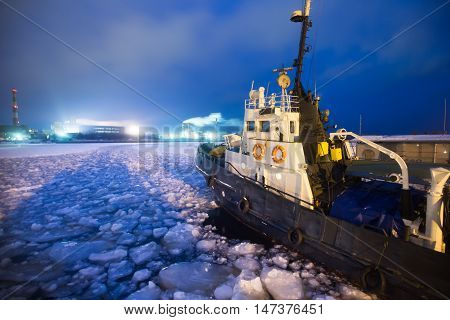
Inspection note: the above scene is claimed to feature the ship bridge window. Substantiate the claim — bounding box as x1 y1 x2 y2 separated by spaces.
290 121 295 134
260 121 270 133
246 121 255 132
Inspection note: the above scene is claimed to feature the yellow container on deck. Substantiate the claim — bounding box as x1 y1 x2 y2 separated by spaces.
317 142 329 157
330 147 343 161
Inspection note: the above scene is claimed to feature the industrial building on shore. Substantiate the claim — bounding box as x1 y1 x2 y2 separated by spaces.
51 119 134 141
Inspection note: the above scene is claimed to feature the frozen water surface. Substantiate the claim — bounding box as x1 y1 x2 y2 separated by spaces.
0 143 374 299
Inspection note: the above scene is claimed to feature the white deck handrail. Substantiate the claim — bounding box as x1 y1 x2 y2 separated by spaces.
245 94 300 112
330 131 410 190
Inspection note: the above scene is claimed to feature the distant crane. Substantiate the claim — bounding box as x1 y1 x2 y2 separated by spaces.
444 97 447 134
11 88 19 126
359 114 362 135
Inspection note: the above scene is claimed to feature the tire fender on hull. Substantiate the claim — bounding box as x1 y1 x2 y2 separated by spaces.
288 228 304 246
206 176 216 188
238 197 250 214
361 266 386 294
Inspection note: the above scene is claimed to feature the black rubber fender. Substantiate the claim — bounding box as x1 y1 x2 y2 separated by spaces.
361 267 386 293
238 197 250 214
288 228 304 246
206 176 216 188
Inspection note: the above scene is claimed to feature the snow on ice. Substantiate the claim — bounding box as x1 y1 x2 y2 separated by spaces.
0 143 374 300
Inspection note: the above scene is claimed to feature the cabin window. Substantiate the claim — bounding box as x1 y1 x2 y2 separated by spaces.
247 121 255 132
260 121 270 133
290 121 295 134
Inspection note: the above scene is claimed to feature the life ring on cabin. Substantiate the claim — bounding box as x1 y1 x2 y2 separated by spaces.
272 145 287 164
361 267 386 293
238 197 250 214
252 143 266 160
287 228 303 246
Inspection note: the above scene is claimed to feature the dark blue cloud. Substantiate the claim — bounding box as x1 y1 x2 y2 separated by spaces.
0 0 449 134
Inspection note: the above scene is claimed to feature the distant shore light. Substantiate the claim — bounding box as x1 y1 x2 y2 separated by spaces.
126 125 140 136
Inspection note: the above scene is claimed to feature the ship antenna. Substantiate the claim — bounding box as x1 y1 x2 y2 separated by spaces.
291 0 312 97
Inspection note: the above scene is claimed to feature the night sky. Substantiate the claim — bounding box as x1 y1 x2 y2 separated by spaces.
0 0 449 134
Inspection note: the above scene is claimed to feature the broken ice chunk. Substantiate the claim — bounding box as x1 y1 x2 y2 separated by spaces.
88 249 127 264
108 260 134 281
126 281 161 300
78 217 100 228
196 239 216 252
49 241 111 264
339 284 372 300
129 242 160 265
162 224 201 255
214 284 233 300
30 223 43 231
117 233 137 246
152 227 168 239
232 270 269 300
233 257 261 272
173 291 209 300
132 269 152 283
260 267 304 300
272 255 289 269
159 262 232 295
78 266 104 278
228 242 264 256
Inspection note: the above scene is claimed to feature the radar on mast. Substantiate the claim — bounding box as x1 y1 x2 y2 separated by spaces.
273 66 293 89
277 74 291 89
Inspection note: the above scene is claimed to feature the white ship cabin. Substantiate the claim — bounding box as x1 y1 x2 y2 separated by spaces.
224 76 316 208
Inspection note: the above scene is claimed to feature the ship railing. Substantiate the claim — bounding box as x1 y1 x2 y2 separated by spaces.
245 94 300 112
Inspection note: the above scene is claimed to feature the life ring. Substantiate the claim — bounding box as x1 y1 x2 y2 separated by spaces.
238 197 250 214
252 143 266 160
272 145 287 164
287 228 303 246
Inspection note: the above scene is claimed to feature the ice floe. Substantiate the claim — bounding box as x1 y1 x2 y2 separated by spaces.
0 143 372 300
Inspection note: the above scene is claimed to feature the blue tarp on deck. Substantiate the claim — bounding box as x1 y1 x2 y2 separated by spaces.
330 181 423 237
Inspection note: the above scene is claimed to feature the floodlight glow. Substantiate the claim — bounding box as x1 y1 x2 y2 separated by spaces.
126 125 140 136
204 131 216 140
164 133 177 140
55 130 68 138
181 130 189 139
13 133 24 141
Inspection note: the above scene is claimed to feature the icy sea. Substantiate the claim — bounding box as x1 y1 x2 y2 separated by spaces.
0 143 374 300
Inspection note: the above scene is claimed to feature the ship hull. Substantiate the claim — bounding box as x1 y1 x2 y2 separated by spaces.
196 149 450 299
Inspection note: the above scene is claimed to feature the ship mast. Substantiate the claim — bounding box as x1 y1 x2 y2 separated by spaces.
292 0 312 97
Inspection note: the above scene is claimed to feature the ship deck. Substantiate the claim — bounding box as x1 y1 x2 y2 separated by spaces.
347 160 450 185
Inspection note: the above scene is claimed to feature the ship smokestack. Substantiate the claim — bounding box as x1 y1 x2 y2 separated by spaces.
11 88 19 126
